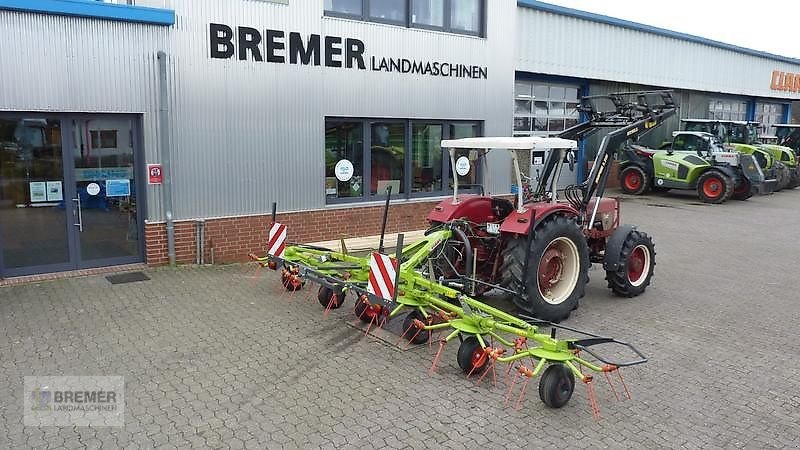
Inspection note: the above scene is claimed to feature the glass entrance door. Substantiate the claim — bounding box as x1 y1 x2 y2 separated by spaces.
0 114 143 278
70 118 141 266
0 118 72 275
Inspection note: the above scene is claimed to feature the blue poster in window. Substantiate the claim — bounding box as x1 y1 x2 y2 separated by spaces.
106 179 131 197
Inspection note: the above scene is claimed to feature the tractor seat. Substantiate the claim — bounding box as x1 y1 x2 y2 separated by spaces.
491 197 514 220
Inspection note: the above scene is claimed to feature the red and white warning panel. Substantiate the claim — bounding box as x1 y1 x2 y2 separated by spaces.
267 223 287 258
367 252 398 301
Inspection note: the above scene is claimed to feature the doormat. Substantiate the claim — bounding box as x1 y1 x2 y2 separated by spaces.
106 272 150 285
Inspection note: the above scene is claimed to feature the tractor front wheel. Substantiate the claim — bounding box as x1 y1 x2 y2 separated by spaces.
606 229 656 297
619 166 650 195
457 336 488 374
696 171 732 204
317 286 345 309
500 215 590 322
775 162 791 191
539 364 575 409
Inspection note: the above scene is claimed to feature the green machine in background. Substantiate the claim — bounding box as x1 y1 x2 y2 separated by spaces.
619 131 770 203
682 119 798 190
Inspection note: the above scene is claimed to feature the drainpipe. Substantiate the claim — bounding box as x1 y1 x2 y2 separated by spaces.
158 51 176 266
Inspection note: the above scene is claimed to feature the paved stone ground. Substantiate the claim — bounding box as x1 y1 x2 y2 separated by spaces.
2 188 800 449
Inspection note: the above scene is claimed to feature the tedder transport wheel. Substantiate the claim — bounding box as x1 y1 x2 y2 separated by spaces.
732 177 753 201
402 310 431 345
696 170 732 204
606 229 656 297
457 336 488 374
354 296 380 324
538 364 575 409
317 286 345 309
282 271 303 292
619 166 650 195
500 215 590 322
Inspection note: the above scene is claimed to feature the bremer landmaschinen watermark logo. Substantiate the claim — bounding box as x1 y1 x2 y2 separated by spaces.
24 376 124 427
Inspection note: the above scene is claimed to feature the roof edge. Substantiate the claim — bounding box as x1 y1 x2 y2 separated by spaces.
517 0 800 66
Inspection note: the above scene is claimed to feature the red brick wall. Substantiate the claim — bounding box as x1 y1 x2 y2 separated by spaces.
145 200 444 265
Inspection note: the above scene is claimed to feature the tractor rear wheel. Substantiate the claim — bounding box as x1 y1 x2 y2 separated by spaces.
500 215 590 322
619 166 650 195
732 177 753 200
606 229 656 297
457 336 488 374
538 364 575 409
696 170 732 204
317 286 345 309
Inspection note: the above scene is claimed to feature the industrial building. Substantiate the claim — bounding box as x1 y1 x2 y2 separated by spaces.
1 0 799 277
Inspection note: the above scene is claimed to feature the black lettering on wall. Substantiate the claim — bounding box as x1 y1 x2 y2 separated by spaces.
266 30 285 63
289 33 320 65
345 38 365 69
210 23 235 59
237 26 263 61
325 36 342 68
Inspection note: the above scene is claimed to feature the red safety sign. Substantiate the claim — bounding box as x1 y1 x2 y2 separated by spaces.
268 223 287 258
148 164 163 185
367 252 398 301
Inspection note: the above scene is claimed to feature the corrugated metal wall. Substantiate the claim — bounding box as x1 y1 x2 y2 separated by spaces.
0 9 170 221
516 7 800 101
0 0 516 222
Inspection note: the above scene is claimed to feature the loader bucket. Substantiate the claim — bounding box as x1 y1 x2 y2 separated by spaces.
740 154 775 195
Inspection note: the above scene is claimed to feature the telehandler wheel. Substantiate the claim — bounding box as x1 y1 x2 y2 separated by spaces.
402 310 431 345
317 286 345 309
732 177 753 201
619 166 650 195
457 336 488 374
696 170 732 204
606 229 656 298
539 364 575 409
500 215 590 322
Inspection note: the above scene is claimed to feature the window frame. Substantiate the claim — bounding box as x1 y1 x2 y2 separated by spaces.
324 0 486 38
324 117 483 205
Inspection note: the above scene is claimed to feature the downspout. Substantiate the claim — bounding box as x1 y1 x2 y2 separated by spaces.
157 51 176 267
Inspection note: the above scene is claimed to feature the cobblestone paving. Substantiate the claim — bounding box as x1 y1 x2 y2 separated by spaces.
2 189 800 449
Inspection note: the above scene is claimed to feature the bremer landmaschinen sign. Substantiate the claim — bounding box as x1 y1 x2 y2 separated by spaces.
209 23 488 80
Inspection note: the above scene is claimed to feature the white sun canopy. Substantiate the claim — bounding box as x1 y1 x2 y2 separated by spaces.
440 136 577 150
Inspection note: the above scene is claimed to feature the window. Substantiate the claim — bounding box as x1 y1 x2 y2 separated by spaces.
450 0 481 33
324 0 362 15
325 0 485 37
325 118 481 203
369 0 406 23
412 124 443 192
371 122 406 195
514 81 580 137
325 121 364 200
755 102 784 137
412 0 444 27
708 99 747 121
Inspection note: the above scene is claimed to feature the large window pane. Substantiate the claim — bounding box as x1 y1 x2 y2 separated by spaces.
412 124 443 193
325 121 364 200
0 118 70 269
411 0 444 27
515 100 532 115
450 0 481 32
325 0 362 15
371 122 405 195
369 0 406 22
449 123 480 189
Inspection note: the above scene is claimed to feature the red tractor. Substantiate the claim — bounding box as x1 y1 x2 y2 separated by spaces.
425 91 676 321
